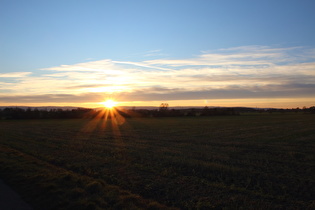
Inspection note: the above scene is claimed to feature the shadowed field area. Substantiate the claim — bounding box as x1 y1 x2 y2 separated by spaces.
0 113 314 209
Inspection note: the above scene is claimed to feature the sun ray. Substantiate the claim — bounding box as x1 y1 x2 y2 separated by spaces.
81 101 125 133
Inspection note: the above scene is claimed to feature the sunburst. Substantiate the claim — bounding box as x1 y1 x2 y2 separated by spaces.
102 99 117 109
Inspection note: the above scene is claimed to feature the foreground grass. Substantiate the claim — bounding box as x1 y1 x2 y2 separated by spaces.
0 113 314 209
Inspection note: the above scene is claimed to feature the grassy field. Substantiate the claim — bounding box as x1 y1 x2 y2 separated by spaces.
0 113 314 209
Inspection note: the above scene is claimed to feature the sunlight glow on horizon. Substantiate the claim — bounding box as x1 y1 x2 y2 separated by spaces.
0 97 314 110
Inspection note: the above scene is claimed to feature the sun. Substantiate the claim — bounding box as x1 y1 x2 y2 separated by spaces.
102 99 117 109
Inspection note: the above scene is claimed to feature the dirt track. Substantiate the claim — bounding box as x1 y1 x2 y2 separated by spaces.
0 179 33 210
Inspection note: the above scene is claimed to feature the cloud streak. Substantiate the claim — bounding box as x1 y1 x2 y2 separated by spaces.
0 72 32 78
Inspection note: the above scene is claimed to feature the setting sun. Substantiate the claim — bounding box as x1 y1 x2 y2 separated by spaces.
102 99 117 109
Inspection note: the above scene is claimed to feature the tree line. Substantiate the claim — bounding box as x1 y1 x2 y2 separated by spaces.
0 107 94 120
0 106 314 120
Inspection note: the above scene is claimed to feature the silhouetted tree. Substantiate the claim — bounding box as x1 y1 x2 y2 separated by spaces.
159 103 169 111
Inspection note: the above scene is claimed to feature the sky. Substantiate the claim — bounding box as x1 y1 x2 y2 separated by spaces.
1 0 315 108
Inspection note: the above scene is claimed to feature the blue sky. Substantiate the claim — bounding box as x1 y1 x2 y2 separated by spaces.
1 0 315 108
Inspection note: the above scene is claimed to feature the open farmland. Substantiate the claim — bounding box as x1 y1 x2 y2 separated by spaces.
0 113 315 209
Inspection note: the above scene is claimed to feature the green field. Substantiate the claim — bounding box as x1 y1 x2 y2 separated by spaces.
0 114 314 209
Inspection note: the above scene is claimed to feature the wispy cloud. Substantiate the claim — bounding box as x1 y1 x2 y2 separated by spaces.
0 72 32 77
42 59 123 73
1 46 314 107
144 46 308 67
143 49 168 57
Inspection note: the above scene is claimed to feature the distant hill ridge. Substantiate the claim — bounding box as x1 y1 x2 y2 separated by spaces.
0 105 259 111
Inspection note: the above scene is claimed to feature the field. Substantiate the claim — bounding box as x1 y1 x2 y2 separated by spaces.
0 113 315 209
